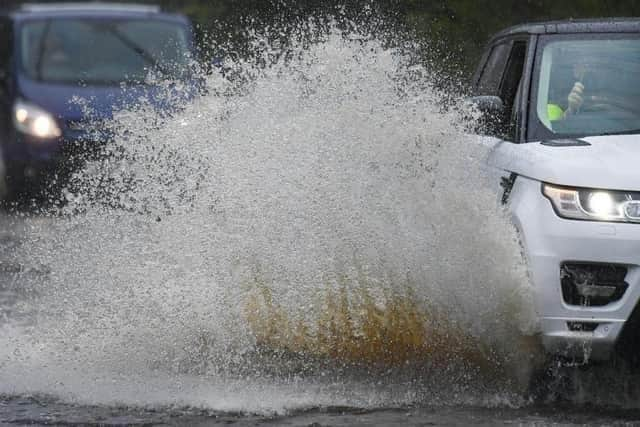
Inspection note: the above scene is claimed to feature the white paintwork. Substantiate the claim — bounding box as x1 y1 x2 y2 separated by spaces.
487 134 640 191
487 134 640 360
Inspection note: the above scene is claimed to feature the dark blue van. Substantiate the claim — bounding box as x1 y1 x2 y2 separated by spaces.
0 3 195 196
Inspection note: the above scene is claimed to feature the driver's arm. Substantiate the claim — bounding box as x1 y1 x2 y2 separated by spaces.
566 81 585 115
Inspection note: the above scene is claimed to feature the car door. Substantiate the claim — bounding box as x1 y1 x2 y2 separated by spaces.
474 37 534 204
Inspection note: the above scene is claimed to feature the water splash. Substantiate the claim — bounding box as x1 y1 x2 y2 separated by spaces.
0 26 536 414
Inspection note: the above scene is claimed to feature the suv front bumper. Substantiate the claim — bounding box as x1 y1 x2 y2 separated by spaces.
511 176 640 360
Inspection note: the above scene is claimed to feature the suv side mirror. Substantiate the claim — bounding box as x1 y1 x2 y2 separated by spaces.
467 96 508 137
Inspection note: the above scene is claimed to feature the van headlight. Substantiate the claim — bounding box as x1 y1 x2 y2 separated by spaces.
543 183 640 223
13 100 62 139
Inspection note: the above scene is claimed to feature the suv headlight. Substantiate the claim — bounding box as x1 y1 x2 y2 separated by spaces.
543 183 640 223
13 100 62 139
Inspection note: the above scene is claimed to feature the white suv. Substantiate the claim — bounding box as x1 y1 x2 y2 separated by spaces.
472 19 640 361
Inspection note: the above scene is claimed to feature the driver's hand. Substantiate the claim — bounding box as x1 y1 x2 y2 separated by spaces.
567 82 585 114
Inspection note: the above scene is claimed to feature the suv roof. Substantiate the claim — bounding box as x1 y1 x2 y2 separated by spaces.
490 18 640 43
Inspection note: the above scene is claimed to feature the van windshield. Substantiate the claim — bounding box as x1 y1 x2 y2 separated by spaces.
20 19 190 85
532 35 640 139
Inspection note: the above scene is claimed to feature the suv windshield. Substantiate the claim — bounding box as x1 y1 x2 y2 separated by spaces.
20 18 190 85
532 35 640 139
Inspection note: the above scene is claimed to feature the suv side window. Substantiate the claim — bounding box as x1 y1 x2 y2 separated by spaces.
500 41 527 118
476 42 511 95
499 40 528 141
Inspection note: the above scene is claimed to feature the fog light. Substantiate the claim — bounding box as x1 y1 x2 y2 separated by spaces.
572 270 617 299
561 263 628 307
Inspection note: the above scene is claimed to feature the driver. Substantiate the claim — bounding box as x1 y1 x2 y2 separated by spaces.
548 62 587 121
43 33 71 68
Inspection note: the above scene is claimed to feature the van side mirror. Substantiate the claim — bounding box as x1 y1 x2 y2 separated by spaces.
466 96 508 137
0 69 9 87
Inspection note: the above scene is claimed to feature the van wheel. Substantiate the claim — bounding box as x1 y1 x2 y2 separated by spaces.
0 171 7 201
0 154 7 202
2 164 31 208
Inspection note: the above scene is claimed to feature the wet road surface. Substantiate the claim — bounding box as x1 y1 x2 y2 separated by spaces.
3 395 640 426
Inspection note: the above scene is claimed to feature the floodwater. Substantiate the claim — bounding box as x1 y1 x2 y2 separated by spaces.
1 26 640 426
4 395 640 426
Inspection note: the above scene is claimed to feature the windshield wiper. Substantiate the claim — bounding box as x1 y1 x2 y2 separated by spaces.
103 24 173 79
599 129 640 136
35 20 52 82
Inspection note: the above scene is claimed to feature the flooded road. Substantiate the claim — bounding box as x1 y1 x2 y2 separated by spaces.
1 25 640 426
3 394 640 426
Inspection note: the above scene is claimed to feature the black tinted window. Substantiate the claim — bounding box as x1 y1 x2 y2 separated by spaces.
477 43 510 95
500 41 527 114
499 41 528 141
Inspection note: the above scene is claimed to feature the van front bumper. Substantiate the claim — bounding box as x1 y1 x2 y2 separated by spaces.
4 129 105 180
